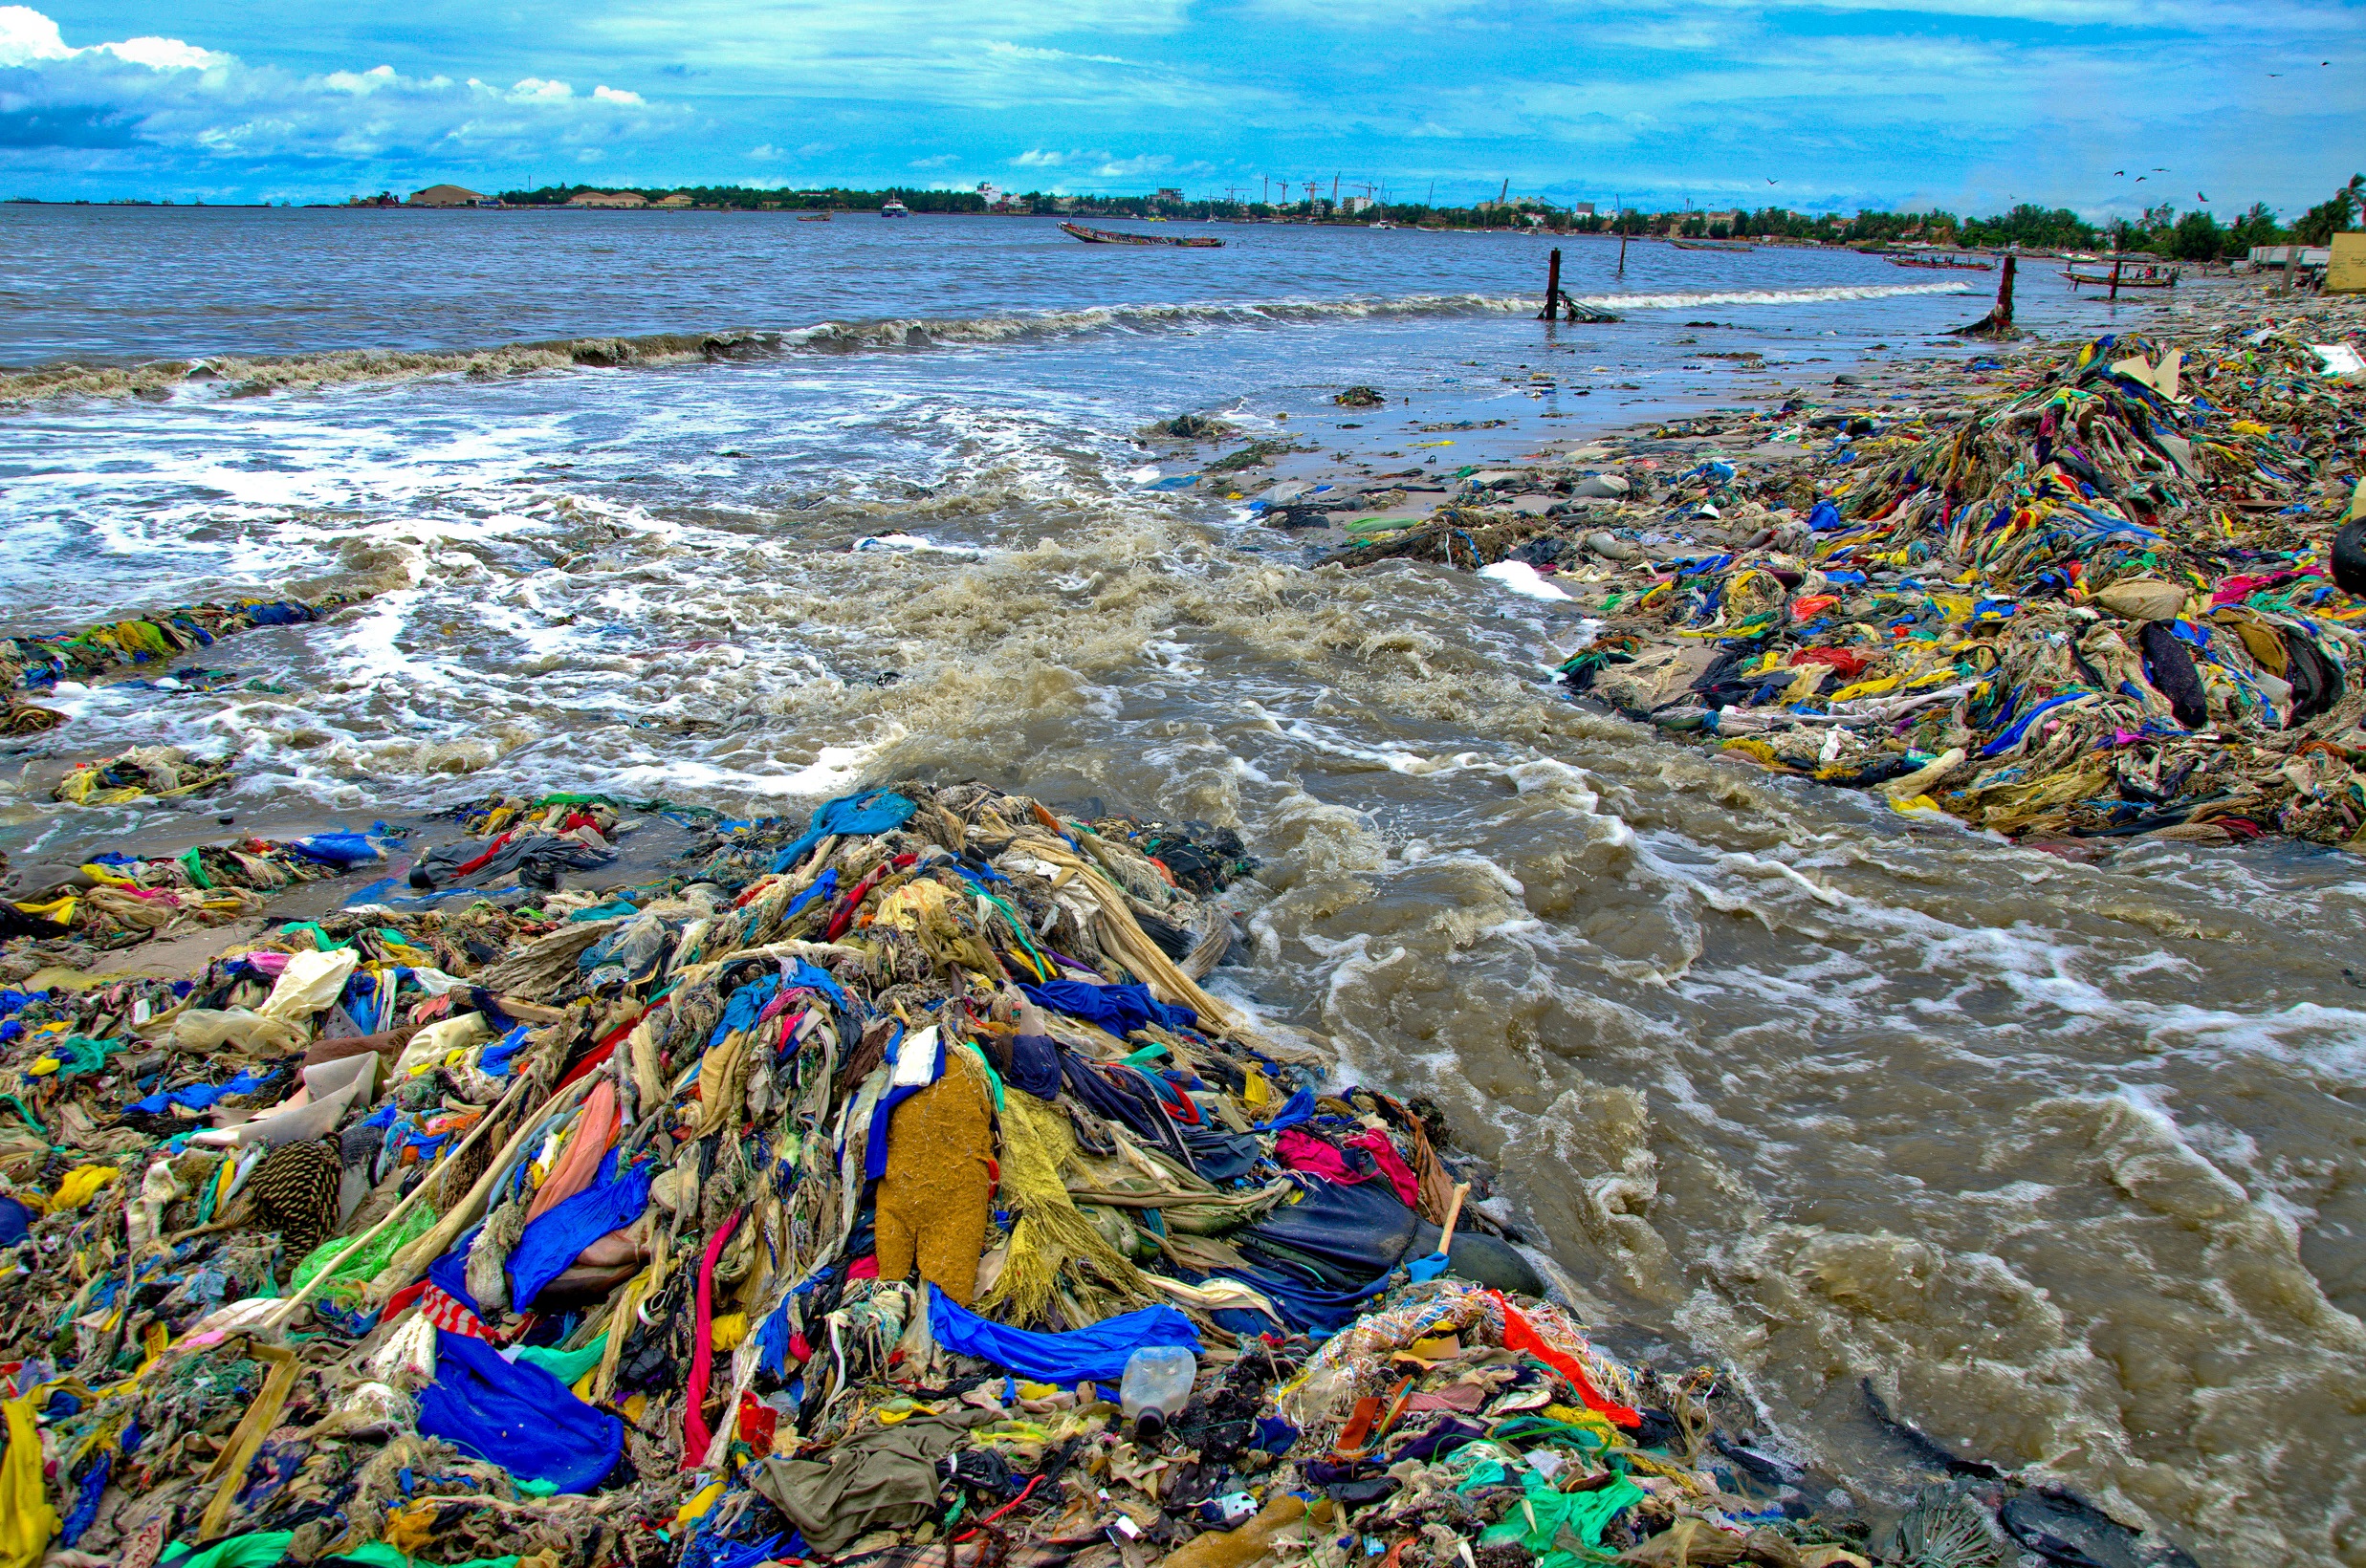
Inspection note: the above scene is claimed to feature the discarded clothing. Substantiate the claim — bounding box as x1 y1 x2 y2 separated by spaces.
766 787 917 874
507 1150 652 1311
926 1284 1199 1383
417 1329 623 1493
1021 979 1198 1035
750 1409 990 1554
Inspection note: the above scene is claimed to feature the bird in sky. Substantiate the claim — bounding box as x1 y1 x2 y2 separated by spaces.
2198 190 2210 201
2114 169 2126 176
2136 176 2147 182
2152 166 2167 171
1766 178 1778 185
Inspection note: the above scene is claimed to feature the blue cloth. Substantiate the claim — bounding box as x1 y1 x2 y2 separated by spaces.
1019 980 1197 1036
287 832 383 866
0 1197 31 1247
786 958 850 1017
1253 1086 1317 1133
418 1329 623 1493
1006 1033 1062 1100
57 1451 108 1547
1978 691 2086 758
1806 499 1848 532
427 1228 485 1314
783 869 838 923
767 789 916 874
711 974 785 1049
480 1025 530 1078
1214 1263 1390 1334
126 1067 268 1117
926 1285 1198 1383
508 1151 653 1311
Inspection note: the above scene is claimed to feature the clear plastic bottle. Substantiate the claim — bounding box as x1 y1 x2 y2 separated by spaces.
1119 1344 1198 1439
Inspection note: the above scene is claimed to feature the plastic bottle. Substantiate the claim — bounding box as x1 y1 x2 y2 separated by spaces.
1119 1344 1197 1439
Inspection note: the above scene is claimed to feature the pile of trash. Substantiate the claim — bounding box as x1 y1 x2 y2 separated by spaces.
0 777 2198 1568
4 592 376 695
0 779 2211 1568
52 750 236 810
1 830 387 953
1329 313 2366 846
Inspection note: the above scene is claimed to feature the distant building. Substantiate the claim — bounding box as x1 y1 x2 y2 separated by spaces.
977 181 1004 207
1344 195 1374 214
1153 187 1184 203
406 184 484 207
654 192 693 208
1572 202 1596 217
567 190 647 208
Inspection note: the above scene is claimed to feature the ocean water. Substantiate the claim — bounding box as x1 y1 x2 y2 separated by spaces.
4 206 2357 1566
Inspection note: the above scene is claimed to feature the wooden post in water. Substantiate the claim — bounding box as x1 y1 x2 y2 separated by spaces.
1995 252 2016 328
2109 254 2123 301
1617 233 1628 276
1540 248 1563 320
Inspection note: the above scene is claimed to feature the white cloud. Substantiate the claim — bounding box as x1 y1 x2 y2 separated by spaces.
99 36 227 71
910 152 959 167
0 4 70 65
0 7 676 177
1091 153 1172 178
324 64 396 94
1013 147 1076 166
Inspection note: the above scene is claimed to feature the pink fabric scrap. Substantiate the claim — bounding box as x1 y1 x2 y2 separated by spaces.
1346 1129 1420 1206
1276 1126 1363 1184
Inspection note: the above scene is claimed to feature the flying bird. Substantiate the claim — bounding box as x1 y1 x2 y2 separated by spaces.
2198 190 2209 201
2136 176 2147 182
1766 178 1779 185
2151 166 2167 171
2114 169 2126 176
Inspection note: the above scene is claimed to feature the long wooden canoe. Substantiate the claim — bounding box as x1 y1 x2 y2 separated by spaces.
1059 222 1223 249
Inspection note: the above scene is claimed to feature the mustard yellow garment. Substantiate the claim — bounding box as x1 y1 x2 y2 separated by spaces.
0 1388 57 1568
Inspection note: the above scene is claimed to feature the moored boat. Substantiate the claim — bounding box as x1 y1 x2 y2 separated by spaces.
2064 262 2179 289
881 199 909 218
1059 221 1223 249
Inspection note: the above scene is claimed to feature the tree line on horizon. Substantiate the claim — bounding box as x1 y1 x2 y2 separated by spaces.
488 174 2365 257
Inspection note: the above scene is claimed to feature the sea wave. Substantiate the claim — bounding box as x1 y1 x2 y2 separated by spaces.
0 281 1974 406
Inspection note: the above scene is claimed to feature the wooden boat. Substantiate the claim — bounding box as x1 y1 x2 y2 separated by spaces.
797 211 831 223
1670 238 1752 251
1888 253 1993 272
2064 262 2179 289
1059 221 1222 249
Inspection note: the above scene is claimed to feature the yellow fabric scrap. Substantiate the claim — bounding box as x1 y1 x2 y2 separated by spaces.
0 1387 57 1568
710 1312 749 1353
49 1166 121 1211
674 1481 726 1526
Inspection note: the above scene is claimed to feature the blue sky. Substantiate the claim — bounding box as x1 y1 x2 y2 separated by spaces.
2 1 2359 217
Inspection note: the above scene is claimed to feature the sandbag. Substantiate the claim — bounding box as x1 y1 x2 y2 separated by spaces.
2094 578 2187 621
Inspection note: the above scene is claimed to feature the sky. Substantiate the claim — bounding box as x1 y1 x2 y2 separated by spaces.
1 1 2359 217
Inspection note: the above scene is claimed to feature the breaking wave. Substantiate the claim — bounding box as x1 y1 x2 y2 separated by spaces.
0 282 1976 407
1566 282 1975 311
